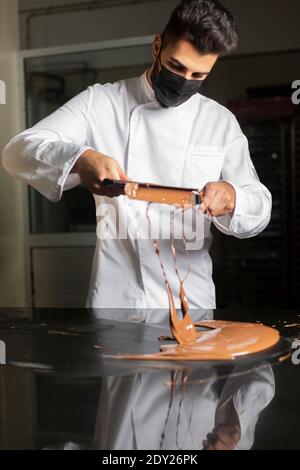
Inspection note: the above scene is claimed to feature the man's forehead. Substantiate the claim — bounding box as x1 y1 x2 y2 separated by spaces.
163 41 218 72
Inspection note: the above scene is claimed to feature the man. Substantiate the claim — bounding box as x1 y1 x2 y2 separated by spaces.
2 0 271 314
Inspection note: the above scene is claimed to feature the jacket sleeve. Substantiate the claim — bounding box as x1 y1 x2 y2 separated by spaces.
212 118 272 239
216 363 275 450
2 86 95 202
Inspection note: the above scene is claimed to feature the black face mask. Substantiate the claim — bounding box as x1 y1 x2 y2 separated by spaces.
151 53 204 108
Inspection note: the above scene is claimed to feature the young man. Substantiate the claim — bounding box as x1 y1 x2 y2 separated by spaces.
2 0 271 314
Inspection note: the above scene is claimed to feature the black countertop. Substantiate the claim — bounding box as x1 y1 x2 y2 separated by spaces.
0 307 299 450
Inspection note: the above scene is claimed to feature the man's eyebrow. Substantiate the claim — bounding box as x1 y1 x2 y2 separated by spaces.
169 57 209 75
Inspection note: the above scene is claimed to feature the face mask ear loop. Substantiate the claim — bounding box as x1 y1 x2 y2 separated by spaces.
151 44 162 85
157 46 162 72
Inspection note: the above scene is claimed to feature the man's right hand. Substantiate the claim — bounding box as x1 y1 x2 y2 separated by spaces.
70 149 129 197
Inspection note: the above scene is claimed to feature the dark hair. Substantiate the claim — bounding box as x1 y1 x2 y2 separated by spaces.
161 0 239 56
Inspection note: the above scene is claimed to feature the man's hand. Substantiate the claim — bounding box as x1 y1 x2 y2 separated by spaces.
199 181 236 217
202 423 241 450
203 396 241 450
71 149 129 197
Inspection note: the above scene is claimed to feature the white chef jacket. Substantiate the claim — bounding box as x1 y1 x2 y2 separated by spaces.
2 70 272 310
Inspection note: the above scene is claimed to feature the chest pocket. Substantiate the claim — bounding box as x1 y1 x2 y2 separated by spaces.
182 146 224 189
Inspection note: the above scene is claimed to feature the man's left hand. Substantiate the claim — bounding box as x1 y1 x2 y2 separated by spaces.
199 181 236 217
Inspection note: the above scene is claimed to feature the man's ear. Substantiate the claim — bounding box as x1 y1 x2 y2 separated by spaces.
151 33 162 61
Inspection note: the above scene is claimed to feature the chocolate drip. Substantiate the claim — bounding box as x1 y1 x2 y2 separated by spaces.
146 205 197 346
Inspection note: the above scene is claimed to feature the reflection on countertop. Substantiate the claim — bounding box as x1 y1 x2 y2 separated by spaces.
0 307 299 450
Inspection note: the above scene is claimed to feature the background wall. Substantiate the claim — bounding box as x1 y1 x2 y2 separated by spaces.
18 0 300 53
0 0 27 307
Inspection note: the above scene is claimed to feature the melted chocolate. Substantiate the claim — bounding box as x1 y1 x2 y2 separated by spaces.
120 321 280 361
119 203 280 361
